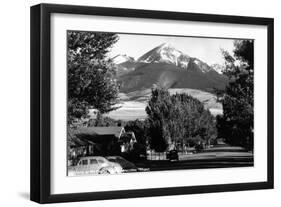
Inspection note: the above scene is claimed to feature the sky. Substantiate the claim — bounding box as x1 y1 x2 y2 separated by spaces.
108 33 235 65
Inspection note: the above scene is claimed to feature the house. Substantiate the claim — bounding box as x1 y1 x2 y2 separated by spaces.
68 126 137 160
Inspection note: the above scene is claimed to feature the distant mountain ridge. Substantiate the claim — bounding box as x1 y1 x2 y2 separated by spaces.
210 63 225 74
113 43 228 93
112 54 135 64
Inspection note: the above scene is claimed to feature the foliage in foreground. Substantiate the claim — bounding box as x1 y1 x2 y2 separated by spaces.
217 40 254 150
146 87 217 152
67 31 120 124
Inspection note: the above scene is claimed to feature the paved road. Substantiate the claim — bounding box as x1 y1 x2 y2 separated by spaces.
136 157 253 171
137 145 253 171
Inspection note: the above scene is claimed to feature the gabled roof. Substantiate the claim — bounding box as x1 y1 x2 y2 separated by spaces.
68 127 126 147
74 126 125 138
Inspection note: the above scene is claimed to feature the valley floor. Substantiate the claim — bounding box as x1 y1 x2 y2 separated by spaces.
105 100 223 120
104 88 223 120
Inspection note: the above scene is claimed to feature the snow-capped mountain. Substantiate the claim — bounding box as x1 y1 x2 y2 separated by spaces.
107 43 228 120
112 54 135 64
112 54 136 76
113 43 215 74
113 43 228 93
138 43 191 69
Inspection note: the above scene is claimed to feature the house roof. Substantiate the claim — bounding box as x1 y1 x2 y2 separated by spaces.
68 127 127 147
74 127 124 138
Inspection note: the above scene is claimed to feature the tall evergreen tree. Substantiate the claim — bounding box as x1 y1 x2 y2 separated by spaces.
67 31 120 124
217 40 254 150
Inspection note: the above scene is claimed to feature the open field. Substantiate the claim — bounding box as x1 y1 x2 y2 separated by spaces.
104 100 147 121
105 88 223 120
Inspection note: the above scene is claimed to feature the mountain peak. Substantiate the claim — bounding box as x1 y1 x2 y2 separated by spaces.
138 43 190 68
158 42 173 49
113 54 135 64
154 42 180 54
116 44 227 94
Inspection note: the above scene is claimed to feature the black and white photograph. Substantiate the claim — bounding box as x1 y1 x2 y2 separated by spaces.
27 2 274 203
67 31 254 176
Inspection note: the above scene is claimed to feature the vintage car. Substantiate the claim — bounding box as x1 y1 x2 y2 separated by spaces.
106 156 138 173
166 150 179 161
67 156 123 176
106 156 150 173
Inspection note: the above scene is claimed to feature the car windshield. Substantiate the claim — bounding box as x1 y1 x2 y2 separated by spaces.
107 158 115 162
90 159 98 164
97 158 106 164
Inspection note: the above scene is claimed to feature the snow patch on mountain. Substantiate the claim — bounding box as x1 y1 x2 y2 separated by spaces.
113 54 135 64
138 43 191 69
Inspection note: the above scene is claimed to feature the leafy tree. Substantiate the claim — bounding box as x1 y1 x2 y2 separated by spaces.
87 113 125 127
171 93 217 147
217 40 254 150
67 31 120 124
146 87 216 152
125 119 148 145
145 88 171 152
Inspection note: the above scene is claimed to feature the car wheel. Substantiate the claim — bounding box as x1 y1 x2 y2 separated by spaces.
99 168 110 174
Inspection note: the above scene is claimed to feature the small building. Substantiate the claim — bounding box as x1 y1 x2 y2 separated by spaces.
68 126 137 160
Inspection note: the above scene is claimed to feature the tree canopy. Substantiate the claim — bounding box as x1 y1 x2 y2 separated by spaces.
217 40 254 150
67 31 120 124
125 119 148 146
146 87 216 152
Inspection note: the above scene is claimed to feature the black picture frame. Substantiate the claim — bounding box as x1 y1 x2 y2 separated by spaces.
30 3 274 204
